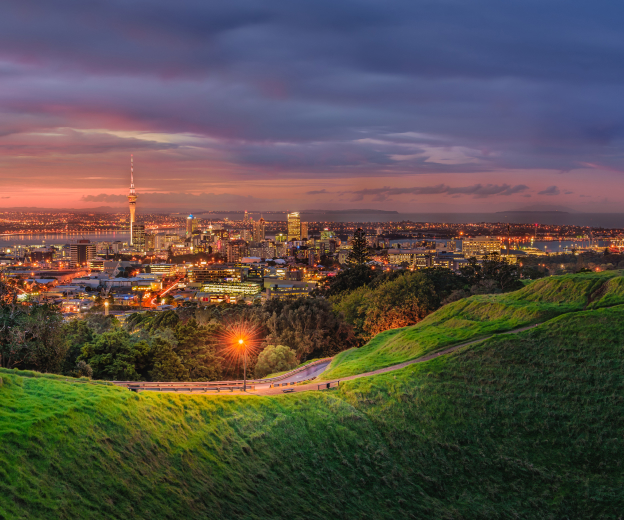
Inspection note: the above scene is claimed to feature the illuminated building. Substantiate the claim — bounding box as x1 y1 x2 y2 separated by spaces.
320 229 335 240
301 221 308 240
186 215 197 237
263 279 313 301
131 224 146 251
148 264 174 275
287 212 301 241
387 249 432 268
462 236 501 259
197 281 262 300
145 233 155 250
188 267 242 283
127 155 138 245
70 240 96 267
253 216 266 242
89 259 105 271
227 240 247 263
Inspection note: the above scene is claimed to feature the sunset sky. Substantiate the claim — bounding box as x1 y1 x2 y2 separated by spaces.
1 0 624 213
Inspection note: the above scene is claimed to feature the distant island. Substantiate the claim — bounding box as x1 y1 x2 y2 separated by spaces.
301 209 399 214
495 210 570 214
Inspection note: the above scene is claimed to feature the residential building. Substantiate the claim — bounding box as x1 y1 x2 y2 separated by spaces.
227 240 247 263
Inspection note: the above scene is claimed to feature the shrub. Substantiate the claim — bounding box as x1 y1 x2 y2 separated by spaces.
254 345 297 378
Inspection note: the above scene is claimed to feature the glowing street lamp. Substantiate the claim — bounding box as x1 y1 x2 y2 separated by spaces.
238 338 247 392
104 301 109 316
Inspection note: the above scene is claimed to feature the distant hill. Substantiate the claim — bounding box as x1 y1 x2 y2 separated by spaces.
2 272 624 518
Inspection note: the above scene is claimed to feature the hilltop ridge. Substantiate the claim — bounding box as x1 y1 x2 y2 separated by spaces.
2 272 624 518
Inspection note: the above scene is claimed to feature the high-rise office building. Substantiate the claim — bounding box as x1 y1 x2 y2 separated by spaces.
287 211 301 241
186 215 197 237
127 155 138 245
70 240 96 267
301 221 308 240
132 224 146 251
253 216 266 242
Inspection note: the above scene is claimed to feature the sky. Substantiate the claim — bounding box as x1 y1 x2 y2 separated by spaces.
1 0 624 213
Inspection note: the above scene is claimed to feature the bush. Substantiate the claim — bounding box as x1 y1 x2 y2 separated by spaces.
254 345 297 378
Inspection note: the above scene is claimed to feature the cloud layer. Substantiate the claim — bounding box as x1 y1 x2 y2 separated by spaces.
0 0 622 211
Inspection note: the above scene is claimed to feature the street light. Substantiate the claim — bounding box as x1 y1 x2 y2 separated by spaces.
104 301 109 316
239 338 247 391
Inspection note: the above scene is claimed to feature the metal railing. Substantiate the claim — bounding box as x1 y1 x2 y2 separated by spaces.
125 382 255 393
110 356 334 392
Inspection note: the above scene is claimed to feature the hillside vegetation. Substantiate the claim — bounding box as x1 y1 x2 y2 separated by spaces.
320 271 624 380
2 303 624 518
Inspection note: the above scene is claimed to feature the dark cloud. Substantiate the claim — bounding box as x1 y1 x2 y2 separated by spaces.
538 185 561 196
344 183 529 202
80 191 269 211
306 189 328 195
0 0 622 200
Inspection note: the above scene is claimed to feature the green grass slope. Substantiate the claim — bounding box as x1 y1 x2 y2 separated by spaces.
321 271 623 380
2 305 624 518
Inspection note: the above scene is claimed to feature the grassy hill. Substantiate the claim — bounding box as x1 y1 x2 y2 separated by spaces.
2 295 624 517
320 271 624 380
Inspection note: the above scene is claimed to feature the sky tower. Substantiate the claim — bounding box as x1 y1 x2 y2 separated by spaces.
128 155 137 245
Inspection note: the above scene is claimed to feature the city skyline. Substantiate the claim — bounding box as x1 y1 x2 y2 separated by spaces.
1 1 623 213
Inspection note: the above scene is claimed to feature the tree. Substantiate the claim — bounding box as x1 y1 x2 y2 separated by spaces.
61 319 95 375
0 296 66 373
174 319 222 381
481 254 524 292
254 345 297 378
362 272 437 338
460 255 523 293
263 298 358 360
346 228 371 266
79 331 152 381
331 285 372 341
149 336 188 382
323 264 377 297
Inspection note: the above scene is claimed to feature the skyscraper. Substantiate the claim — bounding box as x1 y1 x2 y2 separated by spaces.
70 240 96 267
301 221 308 240
253 216 266 242
128 155 137 245
186 214 197 236
132 224 146 251
287 211 301 241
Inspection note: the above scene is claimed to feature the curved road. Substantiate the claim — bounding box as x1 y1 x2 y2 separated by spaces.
275 361 332 384
248 324 538 396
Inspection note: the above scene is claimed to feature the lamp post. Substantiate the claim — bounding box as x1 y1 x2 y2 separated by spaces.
239 338 247 391
104 301 109 316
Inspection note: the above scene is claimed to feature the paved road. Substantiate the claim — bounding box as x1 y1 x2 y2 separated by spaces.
275 361 332 384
